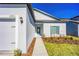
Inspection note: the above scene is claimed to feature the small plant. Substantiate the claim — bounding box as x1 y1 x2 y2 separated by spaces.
14 49 22 56
70 37 73 40
42 34 45 38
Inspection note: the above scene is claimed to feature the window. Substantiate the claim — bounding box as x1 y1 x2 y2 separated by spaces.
50 26 59 35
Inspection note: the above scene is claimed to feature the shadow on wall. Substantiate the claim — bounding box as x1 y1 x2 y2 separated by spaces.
66 21 78 37
27 9 35 28
26 6 36 50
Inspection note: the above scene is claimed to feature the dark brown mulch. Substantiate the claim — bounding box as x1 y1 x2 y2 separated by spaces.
43 37 79 45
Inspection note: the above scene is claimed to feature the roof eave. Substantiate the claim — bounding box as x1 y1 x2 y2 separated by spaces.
27 4 36 22
35 20 67 23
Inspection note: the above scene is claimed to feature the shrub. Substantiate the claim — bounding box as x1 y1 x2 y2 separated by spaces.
14 49 22 56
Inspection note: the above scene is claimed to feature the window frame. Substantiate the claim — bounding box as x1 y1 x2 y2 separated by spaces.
50 26 60 35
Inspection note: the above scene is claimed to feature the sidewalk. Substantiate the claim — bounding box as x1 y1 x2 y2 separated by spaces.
32 37 48 56
0 50 14 56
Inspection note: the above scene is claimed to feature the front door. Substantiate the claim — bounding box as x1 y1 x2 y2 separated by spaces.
0 19 15 50
37 27 41 34
36 24 43 37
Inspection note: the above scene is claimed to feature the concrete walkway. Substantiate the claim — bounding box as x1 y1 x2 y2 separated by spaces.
0 50 14 56
32 37 48 56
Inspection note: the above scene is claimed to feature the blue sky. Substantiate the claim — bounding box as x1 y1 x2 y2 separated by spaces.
32 3 79 19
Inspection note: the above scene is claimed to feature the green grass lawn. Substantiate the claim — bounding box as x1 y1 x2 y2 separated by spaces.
45 42 79 56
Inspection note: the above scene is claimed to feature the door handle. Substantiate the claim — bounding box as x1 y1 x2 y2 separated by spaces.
11 42 15 44
11 26 16 28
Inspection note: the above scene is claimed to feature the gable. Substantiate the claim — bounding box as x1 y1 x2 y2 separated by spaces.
33 9 59 21
71 16 79 21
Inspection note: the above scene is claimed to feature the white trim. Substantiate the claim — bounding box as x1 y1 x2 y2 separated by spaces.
15 15 19 49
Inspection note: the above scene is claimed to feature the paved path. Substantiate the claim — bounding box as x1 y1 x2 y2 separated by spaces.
0 50 14 56
0 53 14 56
32 37 48 56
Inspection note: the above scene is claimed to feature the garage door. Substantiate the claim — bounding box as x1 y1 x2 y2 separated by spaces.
0 18 15 50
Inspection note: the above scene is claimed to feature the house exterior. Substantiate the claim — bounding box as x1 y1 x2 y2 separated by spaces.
0 4 35 54
66 16 79 37
1 3 79 56
33 9 67 37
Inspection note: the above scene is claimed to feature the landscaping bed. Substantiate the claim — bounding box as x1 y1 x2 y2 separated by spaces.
43 36 79 45
43 36 79 56
22 37 36 56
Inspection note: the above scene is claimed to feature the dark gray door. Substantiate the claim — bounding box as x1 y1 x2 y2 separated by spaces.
36 24 43 36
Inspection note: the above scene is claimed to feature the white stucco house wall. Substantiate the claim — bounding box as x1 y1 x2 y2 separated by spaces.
0 4 35 54
33 8 67 37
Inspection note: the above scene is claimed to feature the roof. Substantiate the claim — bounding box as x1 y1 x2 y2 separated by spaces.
33 8 59 20
73 22 79 24
63 19 79 24
68 15 79 24
70 20 79 24
35 20 68 23
71 16 79 21
0 3 35 22
27 4 35 22
33 8 66 23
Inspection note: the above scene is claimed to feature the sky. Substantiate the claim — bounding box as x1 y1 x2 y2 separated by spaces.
32 3 79 19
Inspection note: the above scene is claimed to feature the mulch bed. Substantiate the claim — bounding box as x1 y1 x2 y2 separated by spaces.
21 37 36 56
43 37 79 45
